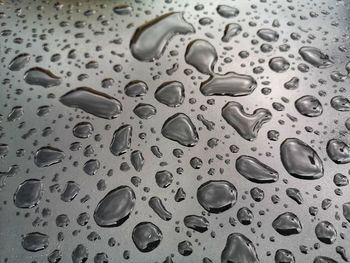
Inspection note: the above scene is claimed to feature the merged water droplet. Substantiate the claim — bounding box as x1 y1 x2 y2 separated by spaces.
185 39 217 75
130 12 194 61
197 180 237 213
60 87 122 119
24 67 61 88
222 101 272 141
280 138 324 180
161 113 199 147
236 155 279 183
132 222 162 252
14 179 43 208
94 186 136 227
201 72 257 97
221 233 259 263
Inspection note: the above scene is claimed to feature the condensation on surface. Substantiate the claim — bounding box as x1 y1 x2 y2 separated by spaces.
1 0 350 262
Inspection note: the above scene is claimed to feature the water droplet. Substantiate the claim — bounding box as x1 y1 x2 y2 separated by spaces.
149 196 172 221
130 12 194 61
161 113 199 147
184 215 209 232
222 101 272 141
8 53 30 71
124 81 148 97
295 95 323 117
216 5 239 18
22 232 49 252
280 138 323 180
94 186 136 227
155 81 185 107
24 67 62 88
221 233 259 263
110 125 132 156
14 179 43 208
326 139 350 164
299 47 334 68
133 103 157 119
222 23 242 42
34 146 65 167
257 28 279 42
201 72 257 97
60 87 123 119
197 180 237 213
315 221 337 244
132 222 162 252
272 212 302 236
236 155 279 183
269 57 290 73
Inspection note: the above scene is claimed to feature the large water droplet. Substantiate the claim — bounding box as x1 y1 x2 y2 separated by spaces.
201 72 257 97
60 87 122 119
315 221 337 244
14 179 43 208
24 67 62 88
22 232 49 252
236 155 279 183
272 212 302 236
221 233 259 263
326 139 350 164
94 186 136 227
8 53 30 71
132 222 162 252
34 146 65 167
130 12 194 61
295 95 323 117
197 180 237 213
110 125 132 156
299 47 334 68
161 113 199 147
155 81 185 107
280 138 324 180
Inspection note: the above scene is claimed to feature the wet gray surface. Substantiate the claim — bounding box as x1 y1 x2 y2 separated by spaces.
1 0 350 262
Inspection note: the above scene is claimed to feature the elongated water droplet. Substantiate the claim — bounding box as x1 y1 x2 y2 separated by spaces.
8 53 30 71
60 87 122 119
110 125 132 156
130 12 194 61
34 146 65 167
299 46 334 68
24 67 61 88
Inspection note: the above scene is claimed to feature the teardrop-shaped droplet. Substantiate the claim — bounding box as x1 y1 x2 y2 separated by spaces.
24 67 61 88
222 23 242 42
110 125 132 156
221 233 259 263
280 138 323 180
60 87 122 119
130 12 194 61
236 155 279 183
315 221 337 244
272 212 302 236
9 53 30 71
155 81 185 107
161 113 199 147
